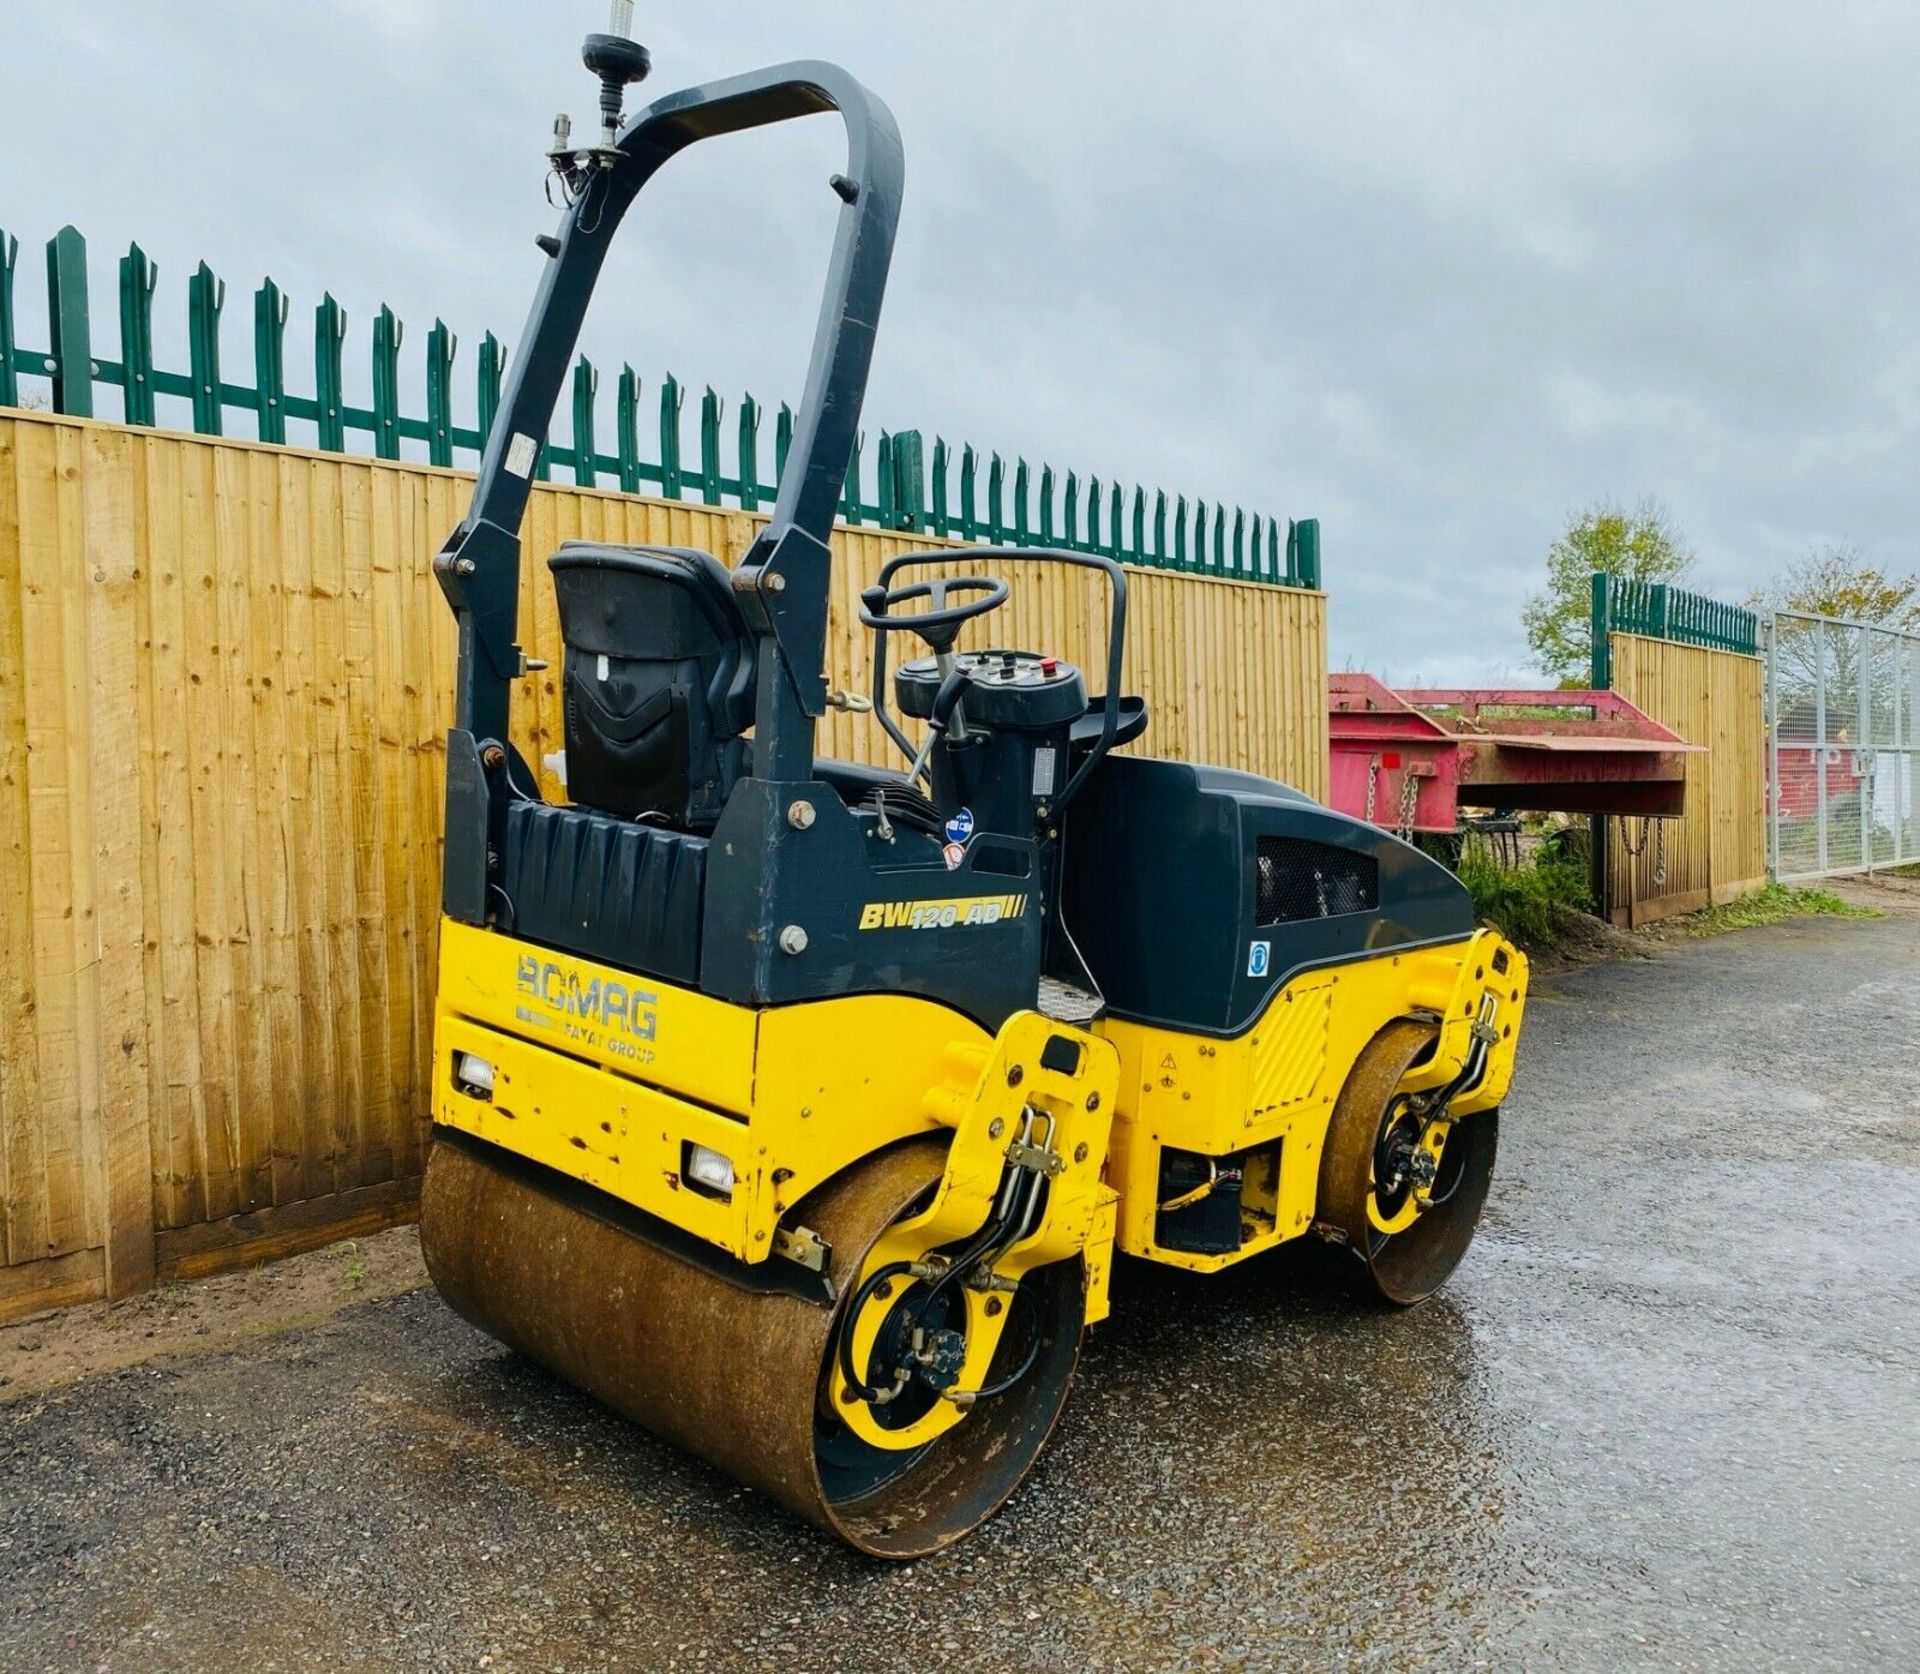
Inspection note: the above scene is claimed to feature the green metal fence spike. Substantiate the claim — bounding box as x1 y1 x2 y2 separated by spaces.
658 373 683 498
737 391 761 509
45 226 93 418
251 276 287 442
960 443 980 540
891 428 925 531
615 363 641 491
1063 471 1079 551
119 242 159 427
876 431 896 528
842 430 864 525
476 331 504 450
698 384 722 504
0 230 18 408
987 452 1005 543
1107 480 1122 558
1145 488 1160 565
425 318 456 466
1175 496 1188 567
315 293 347 450
774 401 793 488
1267 516 1281 581
187 260 225 435
1248 513 1263 578
1297 517 1321 589
370 303 402 459
1014 457 1031 545
930 436 951 536
1037 462 1053 544
571 355 598 486
1085 475 1100 554
1233 507 1246 573
1212 502 1226 572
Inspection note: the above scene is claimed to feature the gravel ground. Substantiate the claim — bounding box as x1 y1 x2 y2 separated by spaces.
3 905 1917 1673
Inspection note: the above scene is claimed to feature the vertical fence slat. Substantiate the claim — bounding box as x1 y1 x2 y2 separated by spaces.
930 436 950 537
876 432 895 530
476 330 504 450
571 356 598 487
119 243 158 427
314 294 346 451
658 373 682 499
187 261 224 435
615 364 641 492
370 304 401 460
774 401 793 489
252 278 287 444
738 392 761 510
960 444 979 540
425 319 455 467
0 230 17 407
46 227 93 418
698 385 722 505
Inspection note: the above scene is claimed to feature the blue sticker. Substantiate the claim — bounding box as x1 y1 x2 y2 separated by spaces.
1247 941 1271 978
945 807 976 846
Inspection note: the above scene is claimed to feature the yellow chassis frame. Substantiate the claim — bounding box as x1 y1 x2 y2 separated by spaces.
431 916 1528 1428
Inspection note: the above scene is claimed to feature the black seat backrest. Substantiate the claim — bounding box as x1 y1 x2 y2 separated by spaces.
549 543 757 829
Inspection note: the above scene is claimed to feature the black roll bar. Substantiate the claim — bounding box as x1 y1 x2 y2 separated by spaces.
435 60 903 780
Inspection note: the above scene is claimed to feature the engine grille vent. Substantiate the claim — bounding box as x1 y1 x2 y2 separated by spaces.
1255 836 1379 924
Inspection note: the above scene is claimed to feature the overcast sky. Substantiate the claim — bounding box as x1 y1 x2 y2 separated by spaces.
8 1 1919 680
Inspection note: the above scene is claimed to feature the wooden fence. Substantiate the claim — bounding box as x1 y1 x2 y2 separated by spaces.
0 411 1328 1321
1604 632 1767 925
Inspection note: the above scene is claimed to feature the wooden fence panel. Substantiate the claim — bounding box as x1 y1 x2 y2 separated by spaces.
1607 632 1766 925
0 412 1327 1319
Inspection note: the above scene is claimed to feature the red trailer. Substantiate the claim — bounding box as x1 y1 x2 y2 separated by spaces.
1328 674 1700 835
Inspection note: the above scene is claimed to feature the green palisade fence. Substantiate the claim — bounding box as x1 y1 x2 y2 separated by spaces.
0 223 1321 589
1589 573 1759 686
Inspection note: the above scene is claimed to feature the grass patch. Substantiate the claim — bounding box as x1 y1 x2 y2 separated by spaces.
1458 847 1594 947
1655 882 1877 937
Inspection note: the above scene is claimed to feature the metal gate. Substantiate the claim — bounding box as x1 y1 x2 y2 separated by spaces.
1768 611 1920 880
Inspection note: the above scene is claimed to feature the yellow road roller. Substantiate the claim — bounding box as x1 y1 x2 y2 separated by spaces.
420 15 1528 1557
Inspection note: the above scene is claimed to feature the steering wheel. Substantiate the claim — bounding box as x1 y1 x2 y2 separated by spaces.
858 575 1007 654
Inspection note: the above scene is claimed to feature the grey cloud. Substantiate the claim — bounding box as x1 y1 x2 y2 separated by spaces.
6 0 1918 686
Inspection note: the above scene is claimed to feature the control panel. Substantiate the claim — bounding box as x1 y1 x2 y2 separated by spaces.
896 650 1088 731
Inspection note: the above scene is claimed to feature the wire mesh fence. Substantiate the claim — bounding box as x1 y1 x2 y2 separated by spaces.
1769 611 1920 881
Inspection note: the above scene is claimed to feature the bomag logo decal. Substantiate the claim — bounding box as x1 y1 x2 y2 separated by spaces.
514 954 658 1064
858 892 1029 931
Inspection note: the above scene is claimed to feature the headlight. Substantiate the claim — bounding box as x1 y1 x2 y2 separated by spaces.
684 1142 735 1199
454 1052 496 1096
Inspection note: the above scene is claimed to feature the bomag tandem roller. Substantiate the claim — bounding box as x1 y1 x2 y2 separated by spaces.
420 14 1530 1558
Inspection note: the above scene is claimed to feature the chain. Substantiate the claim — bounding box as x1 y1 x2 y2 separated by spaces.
1397 769 1420 842
1364 755 1378 824
1620 817 1670 887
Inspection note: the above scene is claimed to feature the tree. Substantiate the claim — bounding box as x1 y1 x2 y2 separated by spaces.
1748 543 1920 632
1523 498 1694 683
1750 544 1920 715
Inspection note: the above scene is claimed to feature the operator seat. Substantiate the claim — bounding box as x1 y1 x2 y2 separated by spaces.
549 543 757 828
